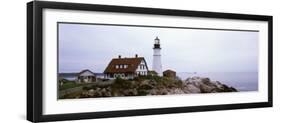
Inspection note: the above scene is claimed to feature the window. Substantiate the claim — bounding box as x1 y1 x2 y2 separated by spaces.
140 65 143 69
115 65 119 69
120 65 123 69
124 65 128 68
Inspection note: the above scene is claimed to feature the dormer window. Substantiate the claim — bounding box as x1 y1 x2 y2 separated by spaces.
140 65 145 69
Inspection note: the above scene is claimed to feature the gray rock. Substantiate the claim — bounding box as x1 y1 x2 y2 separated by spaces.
184 77 238 93
167 88 185 94
184 84 201 93
123 89 138 96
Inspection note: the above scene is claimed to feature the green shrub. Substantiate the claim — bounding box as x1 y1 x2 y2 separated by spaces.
111 77 133 89
137 89 149 96
59 82 79 90
138 84 153 90
82 86 92 90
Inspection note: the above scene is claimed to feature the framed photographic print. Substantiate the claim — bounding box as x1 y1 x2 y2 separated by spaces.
27 1 273 122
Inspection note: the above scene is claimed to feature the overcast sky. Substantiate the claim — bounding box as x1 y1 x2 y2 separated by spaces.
58 23 258 73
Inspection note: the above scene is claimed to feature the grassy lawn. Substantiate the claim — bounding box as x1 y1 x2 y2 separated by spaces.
59 80 81 90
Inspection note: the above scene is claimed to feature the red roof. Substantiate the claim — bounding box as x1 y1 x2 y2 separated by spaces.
104 57 148 74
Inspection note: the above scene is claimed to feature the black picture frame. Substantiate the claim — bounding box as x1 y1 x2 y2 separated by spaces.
27 1 273 122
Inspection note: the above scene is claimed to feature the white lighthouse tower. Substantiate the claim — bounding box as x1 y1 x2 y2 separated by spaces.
152 36 162 76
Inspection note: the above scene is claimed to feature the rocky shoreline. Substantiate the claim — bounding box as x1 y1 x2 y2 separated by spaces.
62 76 237 99
184 77 237 93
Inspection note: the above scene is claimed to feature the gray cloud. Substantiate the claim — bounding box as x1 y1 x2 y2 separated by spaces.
59 23 258 73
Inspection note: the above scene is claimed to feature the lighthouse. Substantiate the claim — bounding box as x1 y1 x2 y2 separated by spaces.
152 36 163 76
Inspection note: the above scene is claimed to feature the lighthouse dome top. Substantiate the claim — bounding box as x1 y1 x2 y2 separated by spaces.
154 36 160 44
155 36 160 40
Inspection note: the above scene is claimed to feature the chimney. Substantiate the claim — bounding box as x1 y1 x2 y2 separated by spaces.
118 55 121 59
135 54 138 58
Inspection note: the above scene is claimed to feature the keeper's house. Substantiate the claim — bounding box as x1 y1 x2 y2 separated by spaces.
104 54 149 79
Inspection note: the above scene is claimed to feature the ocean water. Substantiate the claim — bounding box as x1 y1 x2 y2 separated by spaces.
177 72 258 91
